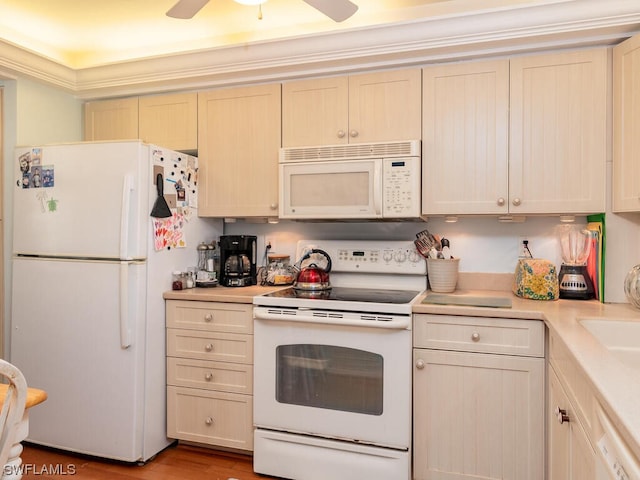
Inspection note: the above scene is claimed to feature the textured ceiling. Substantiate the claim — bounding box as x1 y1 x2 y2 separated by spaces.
0 0 545 68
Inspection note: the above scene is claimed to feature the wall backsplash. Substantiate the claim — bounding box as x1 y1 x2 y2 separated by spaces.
223 213 640 305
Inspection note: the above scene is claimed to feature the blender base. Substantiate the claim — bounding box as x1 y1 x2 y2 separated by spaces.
558 264 594 300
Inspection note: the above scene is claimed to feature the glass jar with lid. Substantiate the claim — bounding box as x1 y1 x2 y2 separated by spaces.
266 254 295 285
624 264 640 309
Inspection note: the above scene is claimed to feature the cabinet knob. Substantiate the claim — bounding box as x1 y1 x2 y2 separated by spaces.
205 372 213 381
205 343 213 352
349 130 359 138
471 332 480 342
337 130 346 138
204 313 213 322
205 417 214 426
555 406 570 424
415 359 425 370
270 203 278 210
512 197 522 207
497 197 506 207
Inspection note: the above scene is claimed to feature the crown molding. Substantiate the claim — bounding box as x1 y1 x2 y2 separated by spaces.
2 0 640 99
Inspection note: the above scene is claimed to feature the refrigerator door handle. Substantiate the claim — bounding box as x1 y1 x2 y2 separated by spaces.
119 262 131 349
119 174 134 261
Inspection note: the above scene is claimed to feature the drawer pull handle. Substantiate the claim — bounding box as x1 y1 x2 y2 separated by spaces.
555 406 570 424
204 313 213 322
204 372 213 381
205 417 214 426
205 343 213 352
471 332 480 342
415 359 425 370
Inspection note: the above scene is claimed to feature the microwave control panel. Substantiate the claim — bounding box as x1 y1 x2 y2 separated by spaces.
382 157 421 217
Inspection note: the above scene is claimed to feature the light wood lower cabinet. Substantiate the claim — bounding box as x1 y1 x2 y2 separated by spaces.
548 332 596 480
166 300 253 451
413 314 545 480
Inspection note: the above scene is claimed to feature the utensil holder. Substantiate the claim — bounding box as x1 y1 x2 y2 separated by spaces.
427 258 460 293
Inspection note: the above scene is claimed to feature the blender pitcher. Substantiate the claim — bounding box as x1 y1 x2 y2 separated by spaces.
557 224 595 299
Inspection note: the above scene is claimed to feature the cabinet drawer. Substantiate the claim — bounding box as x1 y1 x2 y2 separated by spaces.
167 386 253 451
167 357 253 394
167 328 253 364
414 314 544 357
166 300 253 334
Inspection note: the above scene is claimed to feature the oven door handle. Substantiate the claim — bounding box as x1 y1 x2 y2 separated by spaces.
253 307 410 330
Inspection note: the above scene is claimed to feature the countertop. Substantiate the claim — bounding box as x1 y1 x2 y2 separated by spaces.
165 285 640 460
415 289 640 462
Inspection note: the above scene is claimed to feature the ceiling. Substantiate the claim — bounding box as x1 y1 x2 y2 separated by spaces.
0 0 547 69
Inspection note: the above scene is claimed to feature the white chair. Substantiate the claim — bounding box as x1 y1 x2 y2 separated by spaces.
0 360 28 480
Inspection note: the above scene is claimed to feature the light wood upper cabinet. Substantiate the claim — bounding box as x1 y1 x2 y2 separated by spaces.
422 60 510 215
422 49 608 217
198 83 281 218
282 76 348 147
139 93 197 152
84 97 139 141
282 68 421 147
85 93 197 152
613 33 640 212
509 49 608 215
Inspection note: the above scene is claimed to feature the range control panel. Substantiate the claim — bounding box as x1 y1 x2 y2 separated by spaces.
296 240 426 275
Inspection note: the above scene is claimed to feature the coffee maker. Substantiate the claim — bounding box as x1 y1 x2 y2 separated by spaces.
219 235 257 287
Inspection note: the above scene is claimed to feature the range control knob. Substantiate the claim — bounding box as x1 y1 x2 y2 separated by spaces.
393 250 407 263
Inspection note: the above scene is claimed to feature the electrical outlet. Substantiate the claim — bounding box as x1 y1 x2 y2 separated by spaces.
518 236 530 257
266 236 276 252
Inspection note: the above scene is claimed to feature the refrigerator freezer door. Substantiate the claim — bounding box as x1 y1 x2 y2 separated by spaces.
13 141 149 260
9 257 168 461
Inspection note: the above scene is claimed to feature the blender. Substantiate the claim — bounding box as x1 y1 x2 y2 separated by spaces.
557 225 595 300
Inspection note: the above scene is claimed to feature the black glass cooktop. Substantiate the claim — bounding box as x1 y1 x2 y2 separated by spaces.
263 286 420 304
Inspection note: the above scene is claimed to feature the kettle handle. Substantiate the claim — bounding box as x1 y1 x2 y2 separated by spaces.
300 248 332 273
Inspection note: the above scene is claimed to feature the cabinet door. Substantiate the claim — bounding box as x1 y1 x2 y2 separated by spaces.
548 366 596 480
139 93 197 152
348 68 422 143
282 76 348 147
613 33 640 212
413 348 544 480
84 97 139 141
422 60 509 215
510 49 607 214
198 84 281 217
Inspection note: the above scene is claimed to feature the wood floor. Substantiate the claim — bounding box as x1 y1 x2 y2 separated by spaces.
21 442 278 480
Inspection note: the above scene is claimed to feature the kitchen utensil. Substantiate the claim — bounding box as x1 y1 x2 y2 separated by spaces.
293 248 332 291
557 225 594 299
150 173 172 218
440 237 452 259
415 229 439 258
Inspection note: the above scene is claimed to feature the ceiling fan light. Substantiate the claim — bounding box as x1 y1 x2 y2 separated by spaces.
234 0 266 5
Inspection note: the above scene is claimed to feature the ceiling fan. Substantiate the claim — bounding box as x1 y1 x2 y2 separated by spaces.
166 0 359 23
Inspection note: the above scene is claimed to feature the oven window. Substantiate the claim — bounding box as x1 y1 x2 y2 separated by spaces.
276 344 383 415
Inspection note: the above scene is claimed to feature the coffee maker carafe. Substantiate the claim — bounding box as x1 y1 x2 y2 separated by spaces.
219 235 257 287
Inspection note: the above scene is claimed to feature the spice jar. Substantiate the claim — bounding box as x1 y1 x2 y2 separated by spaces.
172 271 184 290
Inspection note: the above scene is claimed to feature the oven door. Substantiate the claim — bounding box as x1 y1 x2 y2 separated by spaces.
279 159 382 219
253 310 411 450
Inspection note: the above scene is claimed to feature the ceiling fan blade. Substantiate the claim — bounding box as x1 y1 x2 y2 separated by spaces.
302 0 359 22
166 0 210 19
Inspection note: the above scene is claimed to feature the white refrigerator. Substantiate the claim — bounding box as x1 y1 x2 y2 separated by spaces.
10 140 221 462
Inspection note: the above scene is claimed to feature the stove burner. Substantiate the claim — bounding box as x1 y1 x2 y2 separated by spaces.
264 286 420 305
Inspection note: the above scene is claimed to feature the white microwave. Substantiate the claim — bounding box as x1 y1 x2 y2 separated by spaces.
279 140 421 220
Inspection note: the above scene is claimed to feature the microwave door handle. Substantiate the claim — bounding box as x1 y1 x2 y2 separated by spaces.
373 161 382 216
